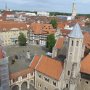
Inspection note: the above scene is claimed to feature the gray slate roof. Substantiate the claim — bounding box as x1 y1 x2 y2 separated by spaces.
68 23 83 39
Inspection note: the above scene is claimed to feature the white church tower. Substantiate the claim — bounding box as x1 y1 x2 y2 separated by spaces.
63 23 83 90
72 1 77 19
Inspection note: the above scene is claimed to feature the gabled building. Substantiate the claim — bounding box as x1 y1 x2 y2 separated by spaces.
29 23 90 90
0 21 30 46
29 22 55 46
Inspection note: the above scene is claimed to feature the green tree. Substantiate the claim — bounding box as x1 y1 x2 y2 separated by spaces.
18 32 27 46
50 19 57 29
46 34 56 52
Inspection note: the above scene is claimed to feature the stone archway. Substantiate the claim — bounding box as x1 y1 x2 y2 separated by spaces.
30 79 34 86
12 85 19 90
21 82 27 90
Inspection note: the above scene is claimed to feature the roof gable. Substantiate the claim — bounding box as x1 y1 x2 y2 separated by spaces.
68 23 83 39
35 55 63 80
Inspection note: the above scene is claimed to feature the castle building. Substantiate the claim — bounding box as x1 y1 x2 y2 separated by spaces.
28 23 90 90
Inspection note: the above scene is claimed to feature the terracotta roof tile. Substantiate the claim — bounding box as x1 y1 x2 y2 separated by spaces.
31 23 55 34
0 21 30 31
61 29 71 36
10 68 33 80
29 55 40 69
55 37 65 49
81 54 90 74
83 32 90 49
35 55 63 80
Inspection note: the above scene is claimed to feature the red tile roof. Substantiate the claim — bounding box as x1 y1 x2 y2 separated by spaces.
0 21 30 31
83 32 90 49
10 68 33 79
55 37 65 49
10 55 40 80
29 55 40 69
81 54 90 74
31 23 55 34
35 55 63 80
61 29 71 36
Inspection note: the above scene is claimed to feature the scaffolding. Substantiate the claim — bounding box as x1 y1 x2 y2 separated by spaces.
0 57 9 90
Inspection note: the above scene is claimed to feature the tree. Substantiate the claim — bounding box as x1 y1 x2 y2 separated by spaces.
46 34 56 52
18 32 27 46
50 19 57 29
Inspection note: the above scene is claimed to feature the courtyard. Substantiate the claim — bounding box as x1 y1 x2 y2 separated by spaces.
4 45 46 90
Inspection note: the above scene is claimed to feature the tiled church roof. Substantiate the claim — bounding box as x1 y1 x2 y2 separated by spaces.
35 55 63 80
81 54 90 74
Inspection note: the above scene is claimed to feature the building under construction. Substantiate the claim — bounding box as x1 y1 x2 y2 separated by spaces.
0 46 9 90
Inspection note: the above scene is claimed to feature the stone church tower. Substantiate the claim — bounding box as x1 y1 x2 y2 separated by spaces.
72 1 77 19
62 23 83 90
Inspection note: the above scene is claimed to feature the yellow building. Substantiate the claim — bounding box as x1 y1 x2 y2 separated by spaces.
0 21 30 46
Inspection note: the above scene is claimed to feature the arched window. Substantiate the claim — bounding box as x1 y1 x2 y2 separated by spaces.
68 71 70 75
76 41 79 46
72 40 73 46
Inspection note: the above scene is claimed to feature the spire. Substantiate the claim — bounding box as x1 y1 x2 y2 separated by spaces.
5 2 7 11
72 0 77 19
68 23 83 39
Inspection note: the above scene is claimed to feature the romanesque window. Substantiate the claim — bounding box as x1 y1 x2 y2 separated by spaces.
38 74 41 78
38 83 41 87
86 81 88 84
76 41 79 46
72 40 73 46
45 87 48 90
44 77 49 82
53 81 56 86
66 84 68 88
68 71 70 75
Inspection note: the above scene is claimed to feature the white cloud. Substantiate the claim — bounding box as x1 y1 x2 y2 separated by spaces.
80 0 90 3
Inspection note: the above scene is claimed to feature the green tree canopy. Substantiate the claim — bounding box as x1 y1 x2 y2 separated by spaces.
46 34 56 52
50 19 57 29
18 32 27 46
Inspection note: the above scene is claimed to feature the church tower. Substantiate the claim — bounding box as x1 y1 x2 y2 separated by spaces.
5 2 8 11
72 1 77 19
63 23 83 90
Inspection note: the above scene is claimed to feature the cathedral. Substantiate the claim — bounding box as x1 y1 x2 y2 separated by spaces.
32 22 90 90
29 2 90 90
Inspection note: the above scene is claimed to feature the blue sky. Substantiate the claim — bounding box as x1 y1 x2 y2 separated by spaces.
0 0 90 14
